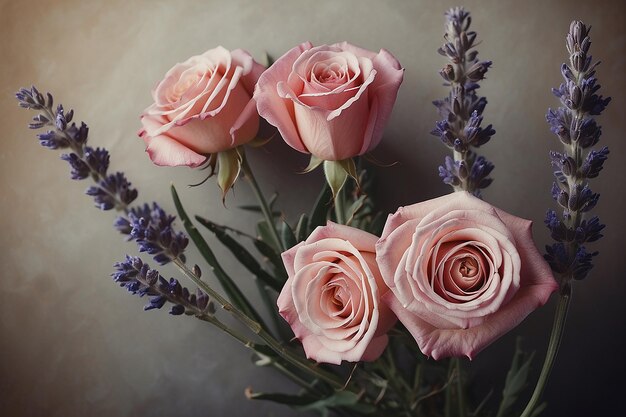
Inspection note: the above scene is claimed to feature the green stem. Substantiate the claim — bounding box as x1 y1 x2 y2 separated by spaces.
198 315 256 349
199 315 320 393
334 185 346 225
453 149 470 194
455 358 466 417
444 357 466 417
240 151 284 252
173 258 346 390
519 286 571 417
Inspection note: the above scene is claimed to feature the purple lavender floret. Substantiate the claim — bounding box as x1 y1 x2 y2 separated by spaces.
15 87 137 211
431 7 495 196
545 21 610 283
86 172 139 211
438 153 493 197
112 256 211 315
122 203 189 265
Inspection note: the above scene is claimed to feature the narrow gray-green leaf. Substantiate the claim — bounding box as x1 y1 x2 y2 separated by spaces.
295 214 309 242
195 215 283 292
171 185 265 326
308 184 332 233
280 220 297 250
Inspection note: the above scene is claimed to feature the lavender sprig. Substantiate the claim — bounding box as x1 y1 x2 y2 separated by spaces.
16 87 138 211
16 87 188 267
431 7 496 197
112 255 212 316
544 21 610 284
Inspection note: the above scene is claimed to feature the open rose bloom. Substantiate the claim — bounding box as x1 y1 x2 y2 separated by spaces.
139 46 264 167
277 223 396 364
376 192 558 360
254 42 403 161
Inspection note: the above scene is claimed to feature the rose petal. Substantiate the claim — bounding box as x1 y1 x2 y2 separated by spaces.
254 42 313 154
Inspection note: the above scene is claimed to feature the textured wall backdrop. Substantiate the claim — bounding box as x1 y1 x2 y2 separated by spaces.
1 0 624 416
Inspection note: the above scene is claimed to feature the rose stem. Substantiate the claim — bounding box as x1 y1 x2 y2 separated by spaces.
519 284 571 417
172 257 346 390
334 184 347 225
240 151 285 252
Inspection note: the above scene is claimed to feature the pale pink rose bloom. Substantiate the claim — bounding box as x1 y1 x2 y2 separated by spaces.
139 46 264 167
254 42 403 161
277 222 397 364
376 192 558 360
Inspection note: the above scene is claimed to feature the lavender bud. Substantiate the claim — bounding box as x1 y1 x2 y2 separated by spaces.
466 61 491 82
561 63 574 81
192 264 202 278
580 146 609 178
440 64 455 82
571 51 586 72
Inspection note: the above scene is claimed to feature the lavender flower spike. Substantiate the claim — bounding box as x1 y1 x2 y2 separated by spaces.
123 203 189 265
15 87 137 212
112 256 212 316
544 21 610 284
432 7 496 197
16 87 187 266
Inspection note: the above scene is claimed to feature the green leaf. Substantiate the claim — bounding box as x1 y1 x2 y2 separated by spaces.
254 279 292 341
496 337 537 417
308 183 332 234
248 389 375 417
368 212 386 236
345 194 367 225
246 389 317 406
195 216 283 292
297 391 376 417
323 160 348 199
170 185 265 327
280 220 297 250
237 205 281 217
295 214 309 242
257 219 280 253
251 223 287 282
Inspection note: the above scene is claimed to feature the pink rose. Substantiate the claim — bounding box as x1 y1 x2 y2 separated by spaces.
139 46 264 167
277 222 396 364
376 192 558 360
254 42 403 161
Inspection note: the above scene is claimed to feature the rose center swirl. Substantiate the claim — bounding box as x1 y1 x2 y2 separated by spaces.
311 61 353 86
321 277 353 318
432 242 491 302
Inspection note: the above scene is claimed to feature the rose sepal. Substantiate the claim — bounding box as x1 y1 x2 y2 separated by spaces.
216 147 243 202
323 158 358 198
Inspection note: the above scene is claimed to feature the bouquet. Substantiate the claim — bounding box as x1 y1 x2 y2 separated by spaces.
10 4 617 417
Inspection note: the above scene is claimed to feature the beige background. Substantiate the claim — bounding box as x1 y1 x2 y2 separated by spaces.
1 0 624 416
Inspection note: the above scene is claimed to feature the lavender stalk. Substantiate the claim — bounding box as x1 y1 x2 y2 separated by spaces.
432 7 495 197
521 21 610 417
544 20 610 286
